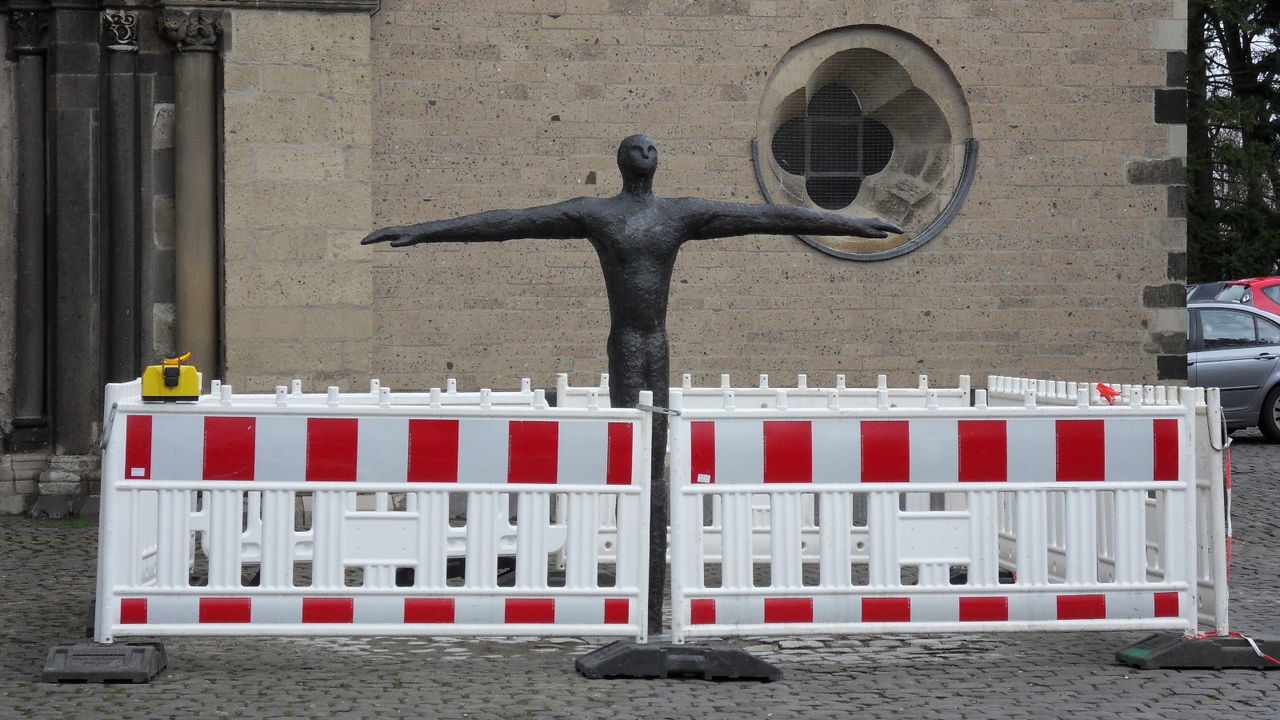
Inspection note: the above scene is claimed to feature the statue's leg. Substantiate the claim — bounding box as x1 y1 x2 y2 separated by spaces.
641 331 670 636
607 327 670 635
605 328 644 409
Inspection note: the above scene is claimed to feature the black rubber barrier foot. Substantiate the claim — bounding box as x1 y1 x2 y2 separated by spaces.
574 640 783 681
1117 633 1280 669
42 642 167 683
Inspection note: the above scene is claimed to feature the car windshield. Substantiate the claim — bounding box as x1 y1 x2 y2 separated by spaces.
1215 284 1248 303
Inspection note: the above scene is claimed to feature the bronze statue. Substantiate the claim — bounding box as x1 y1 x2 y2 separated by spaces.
363 134 902 632
363 134 901 410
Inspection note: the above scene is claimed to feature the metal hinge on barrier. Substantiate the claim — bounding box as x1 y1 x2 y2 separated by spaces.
99 402 120 450
636 404 680 416
1210 410 1231 452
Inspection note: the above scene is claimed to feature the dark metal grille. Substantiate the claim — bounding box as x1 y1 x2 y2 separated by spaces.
770 84 894 210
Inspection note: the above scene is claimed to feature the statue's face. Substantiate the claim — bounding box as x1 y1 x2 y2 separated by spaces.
618 135 658 177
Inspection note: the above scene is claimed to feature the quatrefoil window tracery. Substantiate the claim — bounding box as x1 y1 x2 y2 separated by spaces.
769 84 894 210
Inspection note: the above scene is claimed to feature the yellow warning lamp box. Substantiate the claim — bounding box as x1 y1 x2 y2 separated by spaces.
141 353 200 402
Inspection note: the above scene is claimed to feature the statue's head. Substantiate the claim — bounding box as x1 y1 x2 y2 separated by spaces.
617 134 658 179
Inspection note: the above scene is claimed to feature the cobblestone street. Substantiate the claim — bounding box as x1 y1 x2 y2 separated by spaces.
2 434 1277 720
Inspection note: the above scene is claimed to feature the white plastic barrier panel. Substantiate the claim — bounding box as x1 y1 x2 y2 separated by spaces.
558 373 971 562
668 388 1202 642
204 377 540 408
987 375 1230 633
94 382 651 643
556 372 971 410
987 375 1185 409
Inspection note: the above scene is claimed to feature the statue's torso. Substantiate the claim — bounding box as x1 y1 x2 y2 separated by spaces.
580 196 689 331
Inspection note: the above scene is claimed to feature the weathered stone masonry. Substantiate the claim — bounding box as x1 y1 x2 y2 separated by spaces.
0 0 375 513
368 1 1188 394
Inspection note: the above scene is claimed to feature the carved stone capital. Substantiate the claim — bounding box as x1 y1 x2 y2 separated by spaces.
158 8 221 52
103 10 139 52
9 10 50 54
156 0 378 13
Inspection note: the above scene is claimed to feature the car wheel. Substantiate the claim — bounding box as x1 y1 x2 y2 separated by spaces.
1260 385 1280 442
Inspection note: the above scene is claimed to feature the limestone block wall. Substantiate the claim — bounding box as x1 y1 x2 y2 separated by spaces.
221 10 375 392
364 0 1188 393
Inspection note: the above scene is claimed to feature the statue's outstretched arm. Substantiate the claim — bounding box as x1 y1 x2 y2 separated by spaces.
361 199 591 247
685 200 903 241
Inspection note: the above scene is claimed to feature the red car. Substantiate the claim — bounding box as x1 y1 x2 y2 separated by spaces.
1216 277 1280 315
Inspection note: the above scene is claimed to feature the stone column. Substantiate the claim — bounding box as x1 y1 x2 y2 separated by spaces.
159 8 221 383
37 0 107 512
7 9 50 452
103 8 141 381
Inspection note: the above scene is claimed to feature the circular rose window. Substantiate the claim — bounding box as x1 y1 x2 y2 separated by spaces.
754 26 977 260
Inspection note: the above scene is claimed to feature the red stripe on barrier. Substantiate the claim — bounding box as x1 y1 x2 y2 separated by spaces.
120 598 148 624
691 421 715 484
199 597 252 623
764 421 812 483
764 597 813 623
606 422 633 485
1056 594 1106 620
407 419 459 483
958 420 1007 482
959 596 1009 622
508 421 558 484
1056 420 1105 481
1153 419 1179 481
203 417 256 481
306 418 358 482
303 597 354 623
690 598 716 625
604 598 630 624
125 415 153 480
1153 591 1180 618
404 598 455 623
505 598 555 623
861 421 909 482
862 597 911 622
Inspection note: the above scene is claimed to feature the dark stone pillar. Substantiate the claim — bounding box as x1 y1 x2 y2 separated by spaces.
159 8 221 384
46 0 103 459
103 8 140 381
7 8 51 452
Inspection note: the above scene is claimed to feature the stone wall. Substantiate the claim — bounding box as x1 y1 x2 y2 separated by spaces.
221 10 375 392
358 0 1187 393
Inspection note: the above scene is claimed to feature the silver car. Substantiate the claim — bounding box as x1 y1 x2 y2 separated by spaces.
1189 301 1280 440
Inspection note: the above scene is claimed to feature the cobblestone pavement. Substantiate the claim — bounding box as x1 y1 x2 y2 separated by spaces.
2 434 1278 720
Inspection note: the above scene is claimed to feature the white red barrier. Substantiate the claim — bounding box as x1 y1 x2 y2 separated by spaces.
555 372 971 410
205 377 541 408
986 375 1230 634
986 375 1184 408
94 381 652 643
91 371 1229 654
667 388 1204 641
556 373 973 563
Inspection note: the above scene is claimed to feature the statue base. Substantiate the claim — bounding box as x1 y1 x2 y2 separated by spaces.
43 642 167 683
1116 633 1280 669
575 640 782 681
